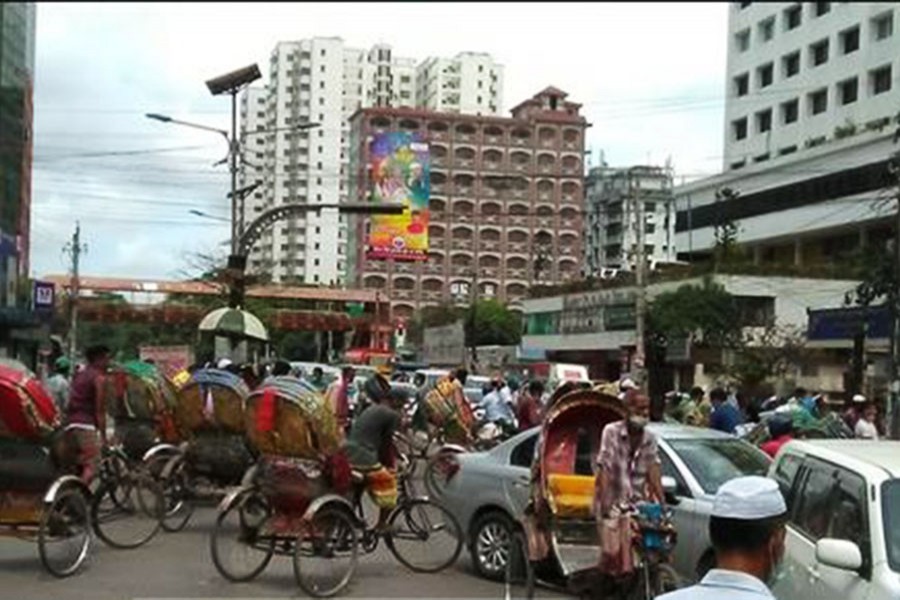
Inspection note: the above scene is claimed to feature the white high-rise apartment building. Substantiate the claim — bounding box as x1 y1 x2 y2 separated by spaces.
584 164 676 275
240 39 502 285
416 52 504 115
675 2 900 265
724 1 899 170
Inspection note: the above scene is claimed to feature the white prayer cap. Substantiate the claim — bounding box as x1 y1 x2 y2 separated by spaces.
852 394 867 404
216 358 233 370
712 476 787 520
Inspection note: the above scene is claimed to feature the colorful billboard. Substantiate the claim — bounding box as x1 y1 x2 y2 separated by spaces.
366 132 429 261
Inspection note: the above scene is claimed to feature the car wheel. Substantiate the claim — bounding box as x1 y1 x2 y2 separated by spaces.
471 511 515 582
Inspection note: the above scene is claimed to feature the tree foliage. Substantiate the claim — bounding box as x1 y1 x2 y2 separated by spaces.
647 277 741 348
406 299 521 348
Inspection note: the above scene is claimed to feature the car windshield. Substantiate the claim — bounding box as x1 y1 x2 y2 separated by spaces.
667 438 770 495
883 480 900 572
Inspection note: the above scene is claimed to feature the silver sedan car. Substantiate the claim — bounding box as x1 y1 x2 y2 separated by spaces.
437 422 771 582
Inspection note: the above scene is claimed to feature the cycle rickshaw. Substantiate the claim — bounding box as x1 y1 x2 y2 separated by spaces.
212 376 464 598
509 385 679 599
150 368 254 532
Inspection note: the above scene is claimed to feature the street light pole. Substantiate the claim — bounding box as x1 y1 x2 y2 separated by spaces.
632 169 648 386
230 91 239 252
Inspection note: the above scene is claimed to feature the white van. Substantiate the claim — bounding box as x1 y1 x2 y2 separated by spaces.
546 363 590 391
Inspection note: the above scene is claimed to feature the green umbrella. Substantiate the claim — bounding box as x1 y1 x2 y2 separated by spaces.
197 307 269 341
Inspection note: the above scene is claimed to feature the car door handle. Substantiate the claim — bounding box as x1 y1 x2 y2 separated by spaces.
805 564 820 582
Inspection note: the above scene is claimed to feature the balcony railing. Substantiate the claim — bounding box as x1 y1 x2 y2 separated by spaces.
366 262 387 272
451 239 474 250
422 263 444 274
422 291 443 302
480 241 500 252
507 242 529 253
483 215 501 224
395 263 414 273
509 216 529 227
455 159 474 169
511 136 530 146
479 267 499 278
428 130 448 141
506 268 527 280
393 289 415 301
536 217 554 228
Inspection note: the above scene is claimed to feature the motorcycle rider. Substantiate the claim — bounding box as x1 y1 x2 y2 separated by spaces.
481 378 517 434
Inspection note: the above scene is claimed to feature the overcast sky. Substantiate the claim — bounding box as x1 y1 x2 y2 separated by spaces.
31 2 728 280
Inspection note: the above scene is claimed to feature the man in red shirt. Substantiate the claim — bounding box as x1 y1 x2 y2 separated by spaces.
516 380 545 431
760 416 793 459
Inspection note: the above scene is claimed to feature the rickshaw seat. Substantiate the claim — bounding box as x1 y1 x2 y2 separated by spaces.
547 473 594 518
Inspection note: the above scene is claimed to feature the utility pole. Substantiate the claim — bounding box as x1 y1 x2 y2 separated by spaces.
891 152 900 438
63 222 87 364
632 169 648 386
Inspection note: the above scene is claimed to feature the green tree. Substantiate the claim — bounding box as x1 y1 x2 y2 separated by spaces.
470 299 522 346
647 277 741 349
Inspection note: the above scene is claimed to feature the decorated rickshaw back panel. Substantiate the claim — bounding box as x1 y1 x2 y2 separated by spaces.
422 378 474 443
175 369 249 437
0 363 59 442
245 376 340 459
540 388 626 518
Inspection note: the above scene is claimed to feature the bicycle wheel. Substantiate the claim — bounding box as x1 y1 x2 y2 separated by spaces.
159 456 194 533
386 497 462 573
96 451 134 512
210 488 274 583
91 472 163 549
38 488 91 578
504 530 535 600
650 563 681 598
293 506 359 598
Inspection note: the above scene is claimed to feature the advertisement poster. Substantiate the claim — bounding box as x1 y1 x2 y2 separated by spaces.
366 132 430 261
139 345 194 380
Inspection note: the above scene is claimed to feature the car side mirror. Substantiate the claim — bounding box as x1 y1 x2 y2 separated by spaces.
661 475 680 505
816 538 863 572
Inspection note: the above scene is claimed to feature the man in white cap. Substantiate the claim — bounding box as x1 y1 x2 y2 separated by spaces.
842 393 867 431
657 475 787 599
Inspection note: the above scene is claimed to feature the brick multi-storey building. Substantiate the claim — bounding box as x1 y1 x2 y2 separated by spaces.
348 87 589 320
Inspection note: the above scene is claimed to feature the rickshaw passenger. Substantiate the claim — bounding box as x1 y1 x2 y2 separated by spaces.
594 389 665 575
344 371 401 532
65 344 111 483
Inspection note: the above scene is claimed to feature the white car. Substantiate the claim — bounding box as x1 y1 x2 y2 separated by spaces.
769 440 900 600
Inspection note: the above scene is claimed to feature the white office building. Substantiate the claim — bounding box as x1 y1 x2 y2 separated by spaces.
415 52 504 116
675 2 900 264
585 164 676 275
240 40 502 285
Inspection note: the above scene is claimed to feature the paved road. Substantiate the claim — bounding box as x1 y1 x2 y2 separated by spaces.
0 506 568 599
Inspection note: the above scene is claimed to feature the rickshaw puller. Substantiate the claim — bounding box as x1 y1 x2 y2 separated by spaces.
64 344 111 484
594 388 666 578
344 370 402 532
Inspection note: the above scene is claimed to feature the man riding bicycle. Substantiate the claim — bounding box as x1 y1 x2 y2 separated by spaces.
594 388 667 595
343 372 403 533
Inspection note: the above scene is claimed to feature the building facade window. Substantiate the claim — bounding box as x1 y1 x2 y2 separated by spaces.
784 4 802 30
781 98 799 123
810 38 829 66
870 64 892 95
759 17 775 42
783 51 800 78
779 145 798 156
813 1 830 17
732 117 748 140
754 153 770 163
808 88 828 115
736 28 751 52
757 62 774 88
840 26 860 54
756 108 772 133
873 11 894 40
838 77 858 104
734 72 750 96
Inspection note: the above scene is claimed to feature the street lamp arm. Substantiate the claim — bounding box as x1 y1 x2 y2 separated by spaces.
145 113 229 140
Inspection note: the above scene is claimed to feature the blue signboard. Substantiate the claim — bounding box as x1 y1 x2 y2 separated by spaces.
807 305 891 341
32 281 55 312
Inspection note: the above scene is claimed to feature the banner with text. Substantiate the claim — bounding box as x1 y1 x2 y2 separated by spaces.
366 131 430 261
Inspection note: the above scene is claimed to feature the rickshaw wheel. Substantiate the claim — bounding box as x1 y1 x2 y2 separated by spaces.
386 497 463 573
38 488 92 578
504 530 535 600
423 451 458 500
160 456 194 533
91 473 163 549
210 488 274 582
293 505 359 598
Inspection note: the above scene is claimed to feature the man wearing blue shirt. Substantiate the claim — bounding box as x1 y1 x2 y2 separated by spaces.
709 387 743 434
